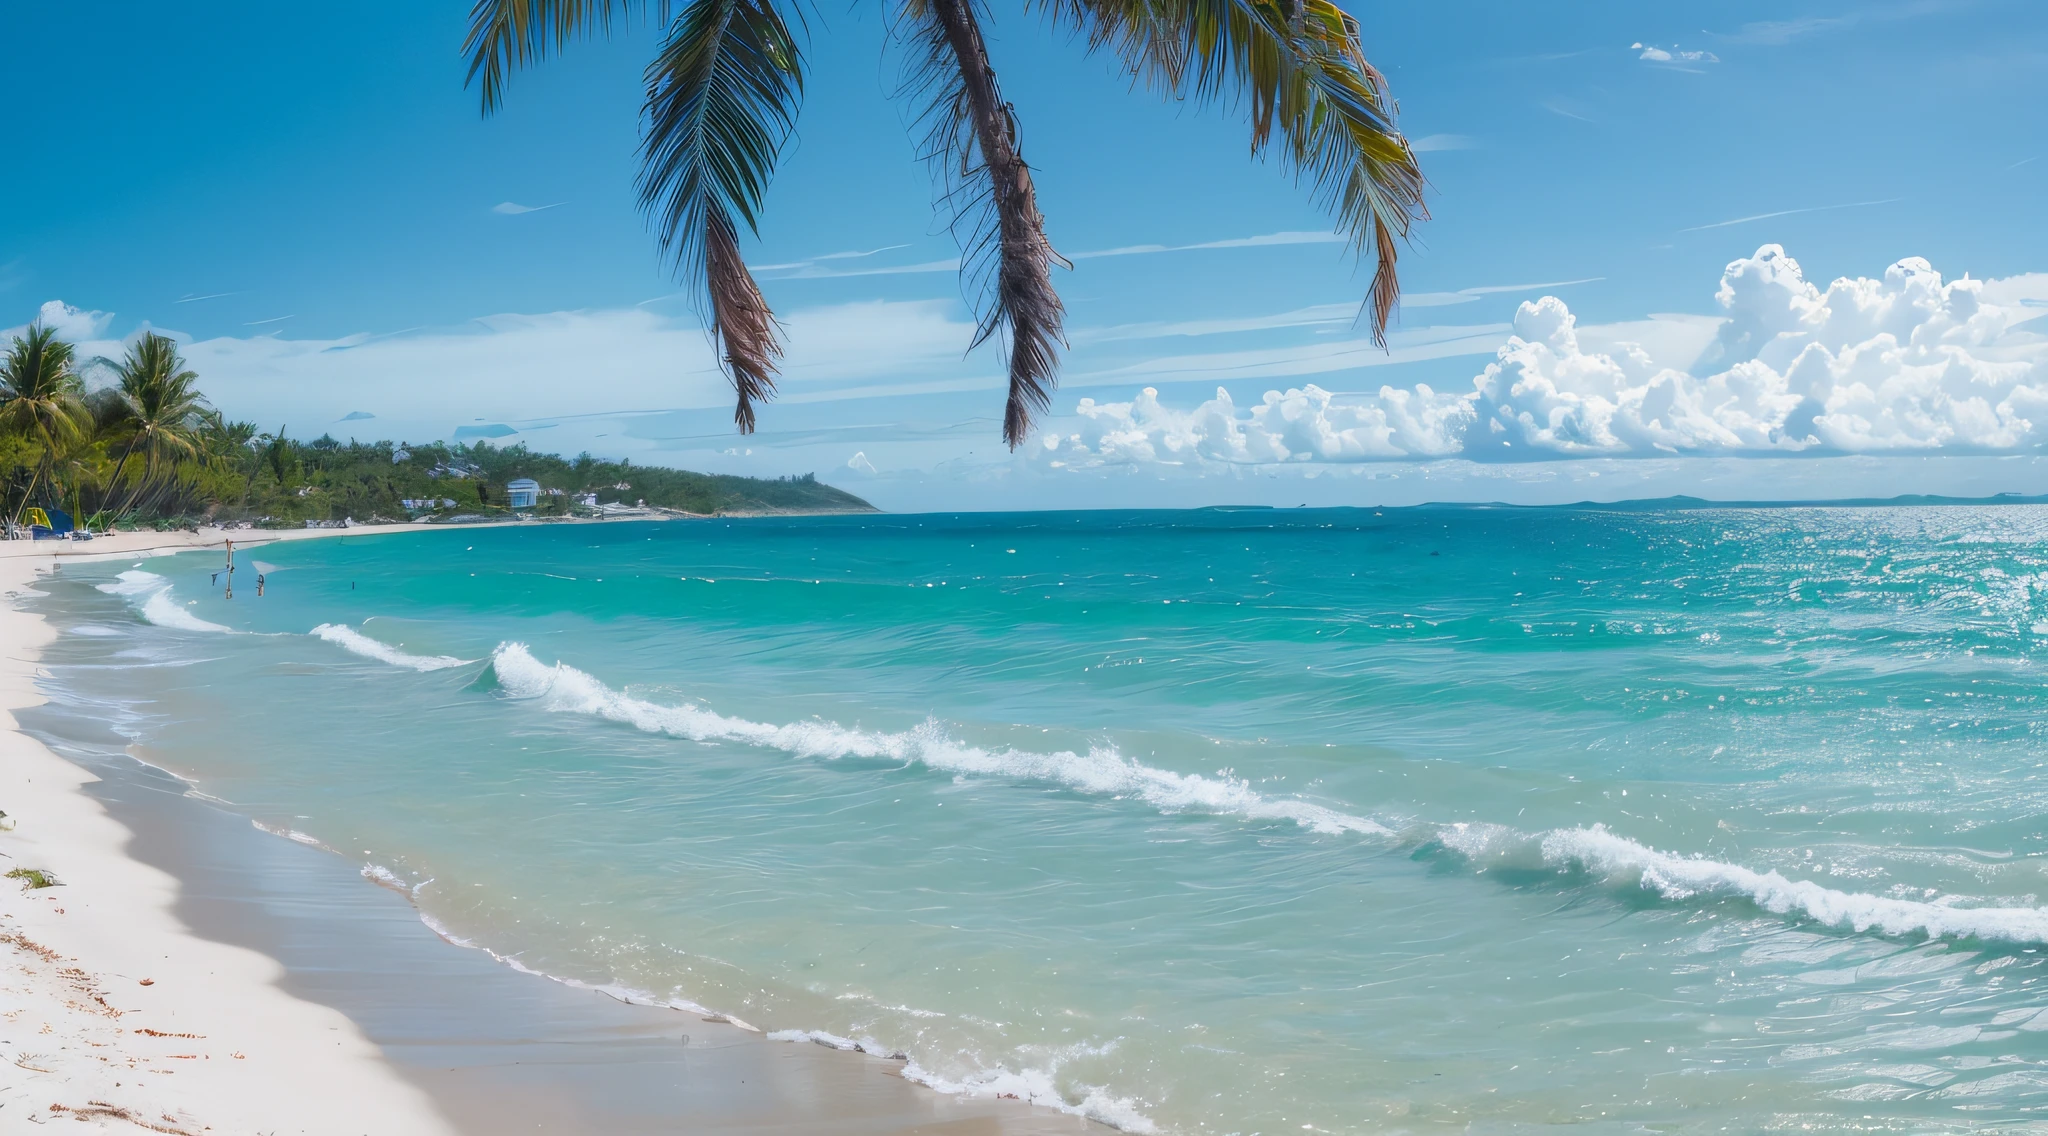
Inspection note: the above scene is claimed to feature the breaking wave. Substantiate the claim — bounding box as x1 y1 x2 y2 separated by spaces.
96 570 232 633
488 642 1387 837
312 623 471 671
488 642 2048 947
1429 821 2048 945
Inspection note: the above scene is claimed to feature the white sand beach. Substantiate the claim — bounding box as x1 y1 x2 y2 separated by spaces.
0 529 458 1134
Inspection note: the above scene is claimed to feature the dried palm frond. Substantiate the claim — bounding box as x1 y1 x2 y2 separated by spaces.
899 0 1067 447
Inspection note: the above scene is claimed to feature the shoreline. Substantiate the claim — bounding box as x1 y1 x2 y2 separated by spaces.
0 524 1109 1135
0 529 455 1134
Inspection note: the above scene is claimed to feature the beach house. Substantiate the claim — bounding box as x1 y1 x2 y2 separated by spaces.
505 478 541 509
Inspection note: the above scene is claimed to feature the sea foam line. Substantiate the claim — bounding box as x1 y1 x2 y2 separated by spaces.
490 641 2048 947
488 642 1387 837
96 570 232 633
1431 821 2048 945
312 623 472 671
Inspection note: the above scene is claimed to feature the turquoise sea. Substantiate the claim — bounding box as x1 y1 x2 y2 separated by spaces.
35 507 2048 1134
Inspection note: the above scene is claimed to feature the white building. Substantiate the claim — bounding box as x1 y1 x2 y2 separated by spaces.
506 478 540 509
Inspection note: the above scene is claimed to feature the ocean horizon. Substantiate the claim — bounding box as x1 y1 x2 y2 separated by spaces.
36 503 2048 1133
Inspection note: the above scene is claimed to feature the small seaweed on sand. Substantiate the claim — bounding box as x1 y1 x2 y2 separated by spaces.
6 867 58 888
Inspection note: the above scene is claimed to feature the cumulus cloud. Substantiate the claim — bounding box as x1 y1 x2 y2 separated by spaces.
13 300 114 344
1027 246 2048 471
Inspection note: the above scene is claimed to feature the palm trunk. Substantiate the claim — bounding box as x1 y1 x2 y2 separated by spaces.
113 447 155 522
9 462 44 530
925 0 1065 448
107 432 146 520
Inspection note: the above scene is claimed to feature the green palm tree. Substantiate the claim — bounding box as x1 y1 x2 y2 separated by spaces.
105 334 208 518
465 0 1425 446
0 323 89 526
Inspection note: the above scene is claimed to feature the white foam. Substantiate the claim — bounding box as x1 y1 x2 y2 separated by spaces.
312 623 471 671
901 1042 1159 1133
250 819 336 852
1538 824 2048 944
97 570 232 633
768 1028 868 1051
1430 820 2048 944
360 863 433 897
488 643 1388 837
97 569 167 597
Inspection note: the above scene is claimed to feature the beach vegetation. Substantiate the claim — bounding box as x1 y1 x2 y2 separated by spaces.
0 328 874 530
463 0 1425 447
0 323 89 528
6 867 59 889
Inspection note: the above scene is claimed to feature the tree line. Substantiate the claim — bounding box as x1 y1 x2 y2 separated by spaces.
1 321 871 531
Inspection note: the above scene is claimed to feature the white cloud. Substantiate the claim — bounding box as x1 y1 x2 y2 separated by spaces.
1030 383 1472 470
492 201 565 215
1026 246 2048 470
10 300 114 344
1632 42 1720 64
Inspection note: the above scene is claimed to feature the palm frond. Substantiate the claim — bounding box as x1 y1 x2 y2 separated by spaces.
107 334 208 516
899 0 1067 448
1043 0 1425 344
640 0 804 431
0 324 88 454
465 0 651 113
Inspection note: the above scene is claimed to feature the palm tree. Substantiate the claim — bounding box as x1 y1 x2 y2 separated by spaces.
0 324 88 526
105 334 208 518
464 0 1425 446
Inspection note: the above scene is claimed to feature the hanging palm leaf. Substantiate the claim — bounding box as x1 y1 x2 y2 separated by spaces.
462 0 1423 446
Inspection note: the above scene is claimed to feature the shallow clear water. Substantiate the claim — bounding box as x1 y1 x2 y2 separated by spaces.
34 507 2048 1134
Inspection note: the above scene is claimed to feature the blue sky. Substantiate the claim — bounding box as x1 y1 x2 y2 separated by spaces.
6 0 2048 510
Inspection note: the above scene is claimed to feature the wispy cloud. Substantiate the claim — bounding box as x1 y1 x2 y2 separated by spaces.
1067 322 1512 386
1073 279 1602 344
753 244 912 272
1711 1 1958 46
1410 134 1477 152
1072 303 1358 345
244 314 294 326
1404 277 1605 308
1072 230 1345 260
176 291 239 304
1716 16 1852 45
492 201 566 215
1679 198 1901 232
770 257 962 280
1541 98 1593 122
764 230 1351 280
